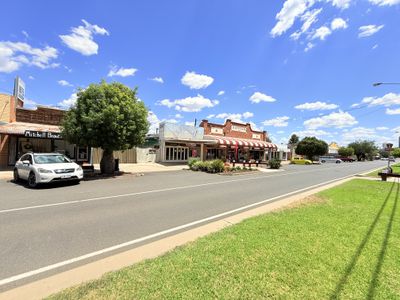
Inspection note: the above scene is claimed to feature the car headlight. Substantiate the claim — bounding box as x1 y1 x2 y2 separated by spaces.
38 168 53 174
76 166 83 172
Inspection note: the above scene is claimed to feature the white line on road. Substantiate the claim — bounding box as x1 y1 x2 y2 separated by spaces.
0 168 381 287
0 164 369 214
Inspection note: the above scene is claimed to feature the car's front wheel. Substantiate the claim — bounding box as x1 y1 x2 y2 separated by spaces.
13 169 20 182
28 172 38 188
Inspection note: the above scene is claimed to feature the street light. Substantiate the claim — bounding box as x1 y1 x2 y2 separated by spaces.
373 82 400 87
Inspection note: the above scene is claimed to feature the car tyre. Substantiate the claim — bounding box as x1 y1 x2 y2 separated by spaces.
13 169 20 182
28 172 38 188
305 161 311 165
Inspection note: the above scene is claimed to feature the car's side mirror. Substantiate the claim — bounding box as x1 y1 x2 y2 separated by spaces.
22 160 30 165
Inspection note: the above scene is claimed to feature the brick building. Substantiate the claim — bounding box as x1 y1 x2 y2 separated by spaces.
159 120 277 163
0 93 90 169
200 119 276 162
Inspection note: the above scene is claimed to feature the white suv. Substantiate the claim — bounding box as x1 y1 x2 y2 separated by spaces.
14 152 84 188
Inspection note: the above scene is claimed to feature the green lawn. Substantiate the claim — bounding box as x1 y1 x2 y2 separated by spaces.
48 179 400 299
366 163 400 177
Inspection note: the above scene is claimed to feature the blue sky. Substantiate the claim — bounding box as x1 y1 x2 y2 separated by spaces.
0 0 399 146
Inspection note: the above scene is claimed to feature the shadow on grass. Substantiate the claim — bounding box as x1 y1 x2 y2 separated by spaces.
367 179 399 299
330 180 397 299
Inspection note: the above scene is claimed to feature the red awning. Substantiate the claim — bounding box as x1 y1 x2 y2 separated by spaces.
0 122 61 135
204 135 277 149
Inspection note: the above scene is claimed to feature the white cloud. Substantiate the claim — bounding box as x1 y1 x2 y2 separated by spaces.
249 92 277 103
148 111 161 134
270 0 311 37
312 26 332 40
341 127 390 144
372 44 379 50
185 121 195 126
58 80 72 87
217 90 225 96
331 18 348 30
292 129 330 138
158 94 219 112
329 0 352 9
369 0 400 6
362 93 400 107
181 71 214 89
304 111 357 129
23 98 38 108
290 8 323 40
262 116 290 127
376 126 389 130
0 41 58 73
28 75 34 80
150 77 164 83
304 42 315 52
358 25 384 38
22 31 29 39
295 101 339 110
209 111 254 123
59 19 109 56
386 108 400 115
58 92 77 108
175 113 183 119
108 66 137 77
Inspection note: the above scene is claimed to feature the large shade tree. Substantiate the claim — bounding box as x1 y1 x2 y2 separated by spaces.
348 140 377 161
338 146 354 157
62 81 149 174
295 136 328 160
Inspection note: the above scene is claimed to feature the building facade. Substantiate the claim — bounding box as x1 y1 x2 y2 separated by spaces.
159 120 277 163
0 93 90 169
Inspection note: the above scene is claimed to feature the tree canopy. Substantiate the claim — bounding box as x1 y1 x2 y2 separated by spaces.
288 134 299 146
62 81 149 174
338 146 354 157
295 137 328 160
348 140 377 161
392 148 400 158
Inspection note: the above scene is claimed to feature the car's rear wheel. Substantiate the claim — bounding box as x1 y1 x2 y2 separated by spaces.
13 169 20 182
28 172 38 188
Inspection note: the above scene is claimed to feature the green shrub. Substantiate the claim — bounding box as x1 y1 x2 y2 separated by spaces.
188 158 200 169
268 159 281 169
208 159 224 173
191 161 202 171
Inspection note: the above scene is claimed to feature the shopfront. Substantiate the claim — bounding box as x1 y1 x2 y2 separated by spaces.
0 93 90 168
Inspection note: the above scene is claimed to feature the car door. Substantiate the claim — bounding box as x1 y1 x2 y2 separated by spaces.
19 154 32 179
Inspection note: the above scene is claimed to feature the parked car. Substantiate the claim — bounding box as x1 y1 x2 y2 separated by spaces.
319 156 343 164
338 156 355 162
13 152 84 188
291 157 312 165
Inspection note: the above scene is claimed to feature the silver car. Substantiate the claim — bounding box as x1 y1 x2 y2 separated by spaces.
14 152 84 188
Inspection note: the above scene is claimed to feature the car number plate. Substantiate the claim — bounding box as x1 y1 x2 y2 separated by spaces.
61 175 72 179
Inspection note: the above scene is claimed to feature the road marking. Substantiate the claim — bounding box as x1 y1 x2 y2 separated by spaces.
0 164 378 214
0 167 384 287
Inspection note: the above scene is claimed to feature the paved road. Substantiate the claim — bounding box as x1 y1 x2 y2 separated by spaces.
0 160 388 291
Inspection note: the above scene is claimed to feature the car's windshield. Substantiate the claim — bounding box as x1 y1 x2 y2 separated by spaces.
33 154 71 164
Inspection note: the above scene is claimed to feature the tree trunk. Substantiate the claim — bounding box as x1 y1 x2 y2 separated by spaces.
100 149 115 175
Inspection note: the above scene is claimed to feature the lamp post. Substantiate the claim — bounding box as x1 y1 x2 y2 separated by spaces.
373 82 400 87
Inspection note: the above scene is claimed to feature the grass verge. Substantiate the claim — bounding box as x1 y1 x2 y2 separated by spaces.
48 179 400 299
365 163 400 177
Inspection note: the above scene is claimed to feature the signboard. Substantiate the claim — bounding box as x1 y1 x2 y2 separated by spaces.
211 127 223 135
24 130 62 139
231 125 247 133
252 133 261 140
383 143 393 151
14 77 25 101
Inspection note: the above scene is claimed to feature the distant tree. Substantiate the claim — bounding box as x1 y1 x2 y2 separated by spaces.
265 136 272 143
288 134 299 146
288 134 300 159
62 81 149 174
338 147 354 157
379 149 389 158
348 140 377 161
392 148 400 158
295 137 328 160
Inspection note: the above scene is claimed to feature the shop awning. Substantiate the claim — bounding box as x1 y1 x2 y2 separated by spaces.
0 122 61 135
204 135 277 149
